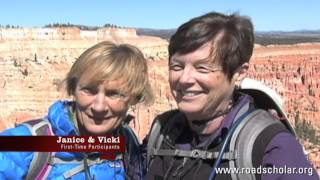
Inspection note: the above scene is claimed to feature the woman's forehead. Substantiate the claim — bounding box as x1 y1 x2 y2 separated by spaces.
171 43 217 63
103 80 125 88
78 74 126 89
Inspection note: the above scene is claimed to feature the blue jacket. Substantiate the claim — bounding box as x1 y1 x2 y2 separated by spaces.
0 100 143 180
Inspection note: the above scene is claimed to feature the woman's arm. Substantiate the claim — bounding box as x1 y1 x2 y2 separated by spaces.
262 132 319 180
0 125 34 180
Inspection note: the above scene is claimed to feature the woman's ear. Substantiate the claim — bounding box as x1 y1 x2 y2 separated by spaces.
238 62 249 81
233 63 249 86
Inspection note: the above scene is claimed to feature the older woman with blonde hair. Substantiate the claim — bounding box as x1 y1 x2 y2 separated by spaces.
0 41 153 180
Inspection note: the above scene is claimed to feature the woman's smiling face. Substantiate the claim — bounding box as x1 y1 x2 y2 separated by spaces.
74 78 130 135
169 43 236 121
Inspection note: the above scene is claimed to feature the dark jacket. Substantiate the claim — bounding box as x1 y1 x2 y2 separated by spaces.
143 94 319 180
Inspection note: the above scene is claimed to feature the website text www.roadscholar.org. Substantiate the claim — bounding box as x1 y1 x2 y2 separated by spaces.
215 165 314 176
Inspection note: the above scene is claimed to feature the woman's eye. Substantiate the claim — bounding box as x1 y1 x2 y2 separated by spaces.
82 87 98 95
169 63 183 71
196 64 221 73
106 91 126 99
196 66 212 73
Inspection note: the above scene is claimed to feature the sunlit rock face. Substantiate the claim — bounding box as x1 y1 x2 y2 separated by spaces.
250 43 320 171
0 28 319 171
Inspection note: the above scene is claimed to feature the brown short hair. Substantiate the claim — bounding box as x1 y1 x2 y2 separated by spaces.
169 12 254 80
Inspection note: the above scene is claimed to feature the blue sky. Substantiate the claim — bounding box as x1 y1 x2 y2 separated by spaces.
0 0 319 31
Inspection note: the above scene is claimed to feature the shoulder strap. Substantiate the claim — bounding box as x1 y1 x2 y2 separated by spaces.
21 118 53 180
146 110 180 169
22 118 52 135
121 123 144 179
229 110 290 180
120 114 141 159
122 123 140 150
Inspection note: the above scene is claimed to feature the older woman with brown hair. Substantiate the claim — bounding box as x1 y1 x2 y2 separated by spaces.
144 12 318 180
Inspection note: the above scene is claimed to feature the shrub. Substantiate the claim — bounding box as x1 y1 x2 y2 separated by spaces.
295 115 320 145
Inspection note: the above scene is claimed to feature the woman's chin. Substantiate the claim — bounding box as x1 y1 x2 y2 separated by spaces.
84 124 114 135
179 106 201 116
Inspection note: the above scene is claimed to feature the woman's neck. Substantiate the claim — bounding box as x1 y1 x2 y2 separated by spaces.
188 113 225 135
187 100 233 135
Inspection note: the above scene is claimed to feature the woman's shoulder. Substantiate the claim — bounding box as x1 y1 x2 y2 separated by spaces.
0 122 35 179
0 123 32 136
262 132 319 180
263 132 315 170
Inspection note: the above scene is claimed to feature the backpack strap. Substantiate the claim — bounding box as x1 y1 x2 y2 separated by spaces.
121 117 144 179
21 118 54 180
153 149 237 160
57 156 114 179
122 123 141 151
146 110 180 169
228 109 290 180
60 122 140 180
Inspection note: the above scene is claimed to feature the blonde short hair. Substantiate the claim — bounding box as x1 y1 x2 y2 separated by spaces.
66 41 154 105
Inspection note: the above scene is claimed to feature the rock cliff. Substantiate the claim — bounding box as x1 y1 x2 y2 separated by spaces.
0 27 319 171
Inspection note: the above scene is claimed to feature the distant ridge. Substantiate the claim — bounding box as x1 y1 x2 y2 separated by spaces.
136 28 176 40
255 30 320 45
137 28 320 45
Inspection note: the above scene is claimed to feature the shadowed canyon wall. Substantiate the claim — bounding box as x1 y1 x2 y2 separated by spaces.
0 27 319 171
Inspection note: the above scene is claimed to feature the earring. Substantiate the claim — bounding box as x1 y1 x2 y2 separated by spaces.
130 105 136 113
235 84 240 90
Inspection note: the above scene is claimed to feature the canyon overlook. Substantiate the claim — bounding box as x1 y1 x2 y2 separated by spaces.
0 27 319 171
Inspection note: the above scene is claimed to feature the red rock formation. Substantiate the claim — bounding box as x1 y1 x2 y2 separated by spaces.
0 27 168 61
250 43 320 132
0 28 319 171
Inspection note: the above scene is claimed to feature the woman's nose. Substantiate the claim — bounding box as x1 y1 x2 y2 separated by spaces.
92 93 107 112
178 67 196 84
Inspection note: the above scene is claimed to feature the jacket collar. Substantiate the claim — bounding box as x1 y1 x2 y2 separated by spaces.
47 100 78 136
